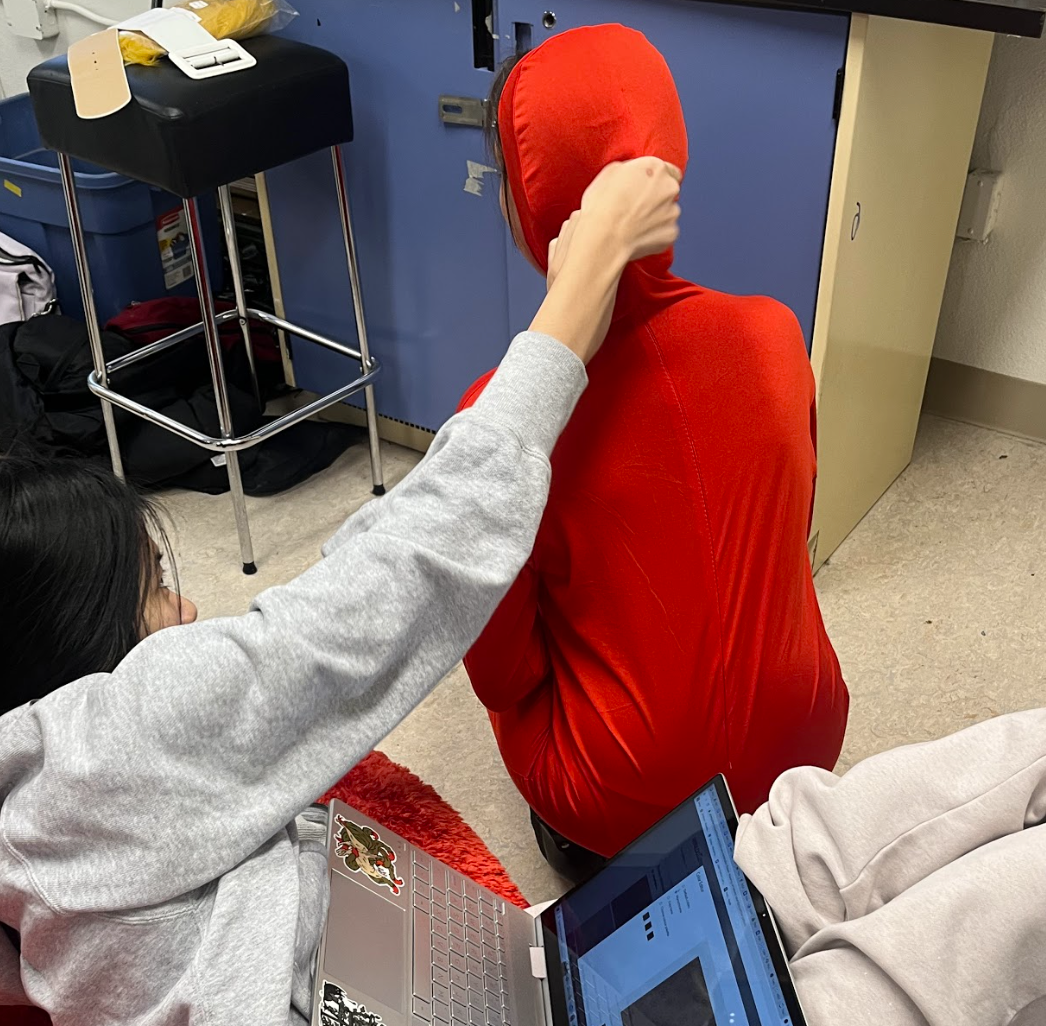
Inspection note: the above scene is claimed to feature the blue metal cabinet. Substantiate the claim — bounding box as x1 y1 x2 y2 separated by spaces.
496 1 850 349
266 0 848 432
265 1 513 431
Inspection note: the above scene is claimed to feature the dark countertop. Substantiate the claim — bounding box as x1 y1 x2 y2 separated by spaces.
700 0 1045 36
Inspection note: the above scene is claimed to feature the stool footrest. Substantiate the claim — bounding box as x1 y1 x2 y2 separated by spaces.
90 308 379 453
106 308 240 374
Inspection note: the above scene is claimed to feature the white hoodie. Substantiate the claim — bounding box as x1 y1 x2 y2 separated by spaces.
736 708 1046 1026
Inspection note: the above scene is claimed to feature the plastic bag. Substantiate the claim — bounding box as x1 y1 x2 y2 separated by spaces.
119 0 298 66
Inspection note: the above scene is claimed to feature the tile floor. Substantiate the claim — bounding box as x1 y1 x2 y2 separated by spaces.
161 414 1046 903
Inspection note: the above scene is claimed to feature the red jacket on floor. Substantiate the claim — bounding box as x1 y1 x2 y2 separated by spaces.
459 25 848 857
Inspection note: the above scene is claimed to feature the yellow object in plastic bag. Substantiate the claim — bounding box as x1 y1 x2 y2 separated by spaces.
119 0 296 65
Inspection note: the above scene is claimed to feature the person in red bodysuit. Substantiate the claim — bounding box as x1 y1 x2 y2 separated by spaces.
459 24 849 873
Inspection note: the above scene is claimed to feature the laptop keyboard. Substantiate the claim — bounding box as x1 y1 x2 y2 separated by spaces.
410 849 513 1026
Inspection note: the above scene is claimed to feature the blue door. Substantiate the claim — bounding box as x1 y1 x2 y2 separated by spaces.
495 0 850 350
265 0 847 433
264 0 514 431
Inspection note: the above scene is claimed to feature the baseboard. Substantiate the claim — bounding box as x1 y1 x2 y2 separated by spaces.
269 391 435 453
922 357 1046 443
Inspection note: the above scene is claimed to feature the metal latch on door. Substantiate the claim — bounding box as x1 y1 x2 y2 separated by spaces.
439 95 487 127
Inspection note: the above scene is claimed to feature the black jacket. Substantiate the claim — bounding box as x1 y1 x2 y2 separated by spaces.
0 314 360 493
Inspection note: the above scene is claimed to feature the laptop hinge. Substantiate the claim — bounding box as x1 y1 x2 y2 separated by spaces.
530 947 548 980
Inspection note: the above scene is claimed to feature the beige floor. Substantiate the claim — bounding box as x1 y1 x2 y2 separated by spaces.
162 414 1046 903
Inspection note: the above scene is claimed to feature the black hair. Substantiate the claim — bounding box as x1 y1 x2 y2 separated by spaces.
486 52 525 175
0 447 175 712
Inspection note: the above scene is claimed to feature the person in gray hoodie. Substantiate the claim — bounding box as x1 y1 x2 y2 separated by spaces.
0 157 682 1025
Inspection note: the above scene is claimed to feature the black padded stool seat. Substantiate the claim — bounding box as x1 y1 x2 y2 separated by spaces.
27 35 353 198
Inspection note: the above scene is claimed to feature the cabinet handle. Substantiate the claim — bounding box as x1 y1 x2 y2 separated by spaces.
439 95 487 128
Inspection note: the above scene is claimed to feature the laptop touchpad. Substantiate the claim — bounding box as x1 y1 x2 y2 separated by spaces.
324 871 408 1016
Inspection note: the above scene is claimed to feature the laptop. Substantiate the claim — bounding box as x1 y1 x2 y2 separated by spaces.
311 774 807 1026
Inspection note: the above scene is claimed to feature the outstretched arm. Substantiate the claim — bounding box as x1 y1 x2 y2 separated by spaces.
5 158 682 913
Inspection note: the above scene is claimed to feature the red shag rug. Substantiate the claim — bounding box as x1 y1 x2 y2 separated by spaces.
6 751 525 1026
320 750 527 908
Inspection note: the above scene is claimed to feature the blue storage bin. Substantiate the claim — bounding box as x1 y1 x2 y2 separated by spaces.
0 92 220 323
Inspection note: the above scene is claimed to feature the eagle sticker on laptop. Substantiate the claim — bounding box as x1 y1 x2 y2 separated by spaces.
320 980 385 1026
333 815 404 896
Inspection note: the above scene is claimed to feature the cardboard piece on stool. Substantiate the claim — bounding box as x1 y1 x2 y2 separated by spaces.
67 8 256 121
67 28 131 120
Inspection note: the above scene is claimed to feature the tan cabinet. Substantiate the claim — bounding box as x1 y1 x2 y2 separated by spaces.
810 16 993 565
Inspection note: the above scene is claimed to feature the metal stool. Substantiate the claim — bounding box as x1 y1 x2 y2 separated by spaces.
27 36 384 574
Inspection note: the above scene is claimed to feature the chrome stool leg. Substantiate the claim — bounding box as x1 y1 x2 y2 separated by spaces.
331 145 385 497
58 153 125 481
184 197 257 575
218 184 261 407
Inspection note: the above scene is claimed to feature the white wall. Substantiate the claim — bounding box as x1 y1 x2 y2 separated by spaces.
0 0 140 98
935 33 1046 386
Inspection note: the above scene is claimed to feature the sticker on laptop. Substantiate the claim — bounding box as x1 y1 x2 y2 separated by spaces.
320 980 385 1026
333 815 404 896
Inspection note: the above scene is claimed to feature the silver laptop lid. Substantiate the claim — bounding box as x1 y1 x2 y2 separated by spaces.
316 804 413 1026
314 799 544 1026
537 775 807 1026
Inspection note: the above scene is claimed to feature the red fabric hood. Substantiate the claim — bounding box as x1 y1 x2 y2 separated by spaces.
499 24 691 305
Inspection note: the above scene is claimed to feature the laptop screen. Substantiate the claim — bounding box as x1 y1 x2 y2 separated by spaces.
540 776 804 1026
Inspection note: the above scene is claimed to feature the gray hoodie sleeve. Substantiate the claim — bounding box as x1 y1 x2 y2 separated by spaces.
734 709 1046 1026
5 332 585 915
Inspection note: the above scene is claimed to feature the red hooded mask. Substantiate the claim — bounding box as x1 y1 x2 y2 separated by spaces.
498 24 696 316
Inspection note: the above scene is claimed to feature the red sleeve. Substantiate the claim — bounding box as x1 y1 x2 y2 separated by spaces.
464 560 551 712
808 393 818 536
